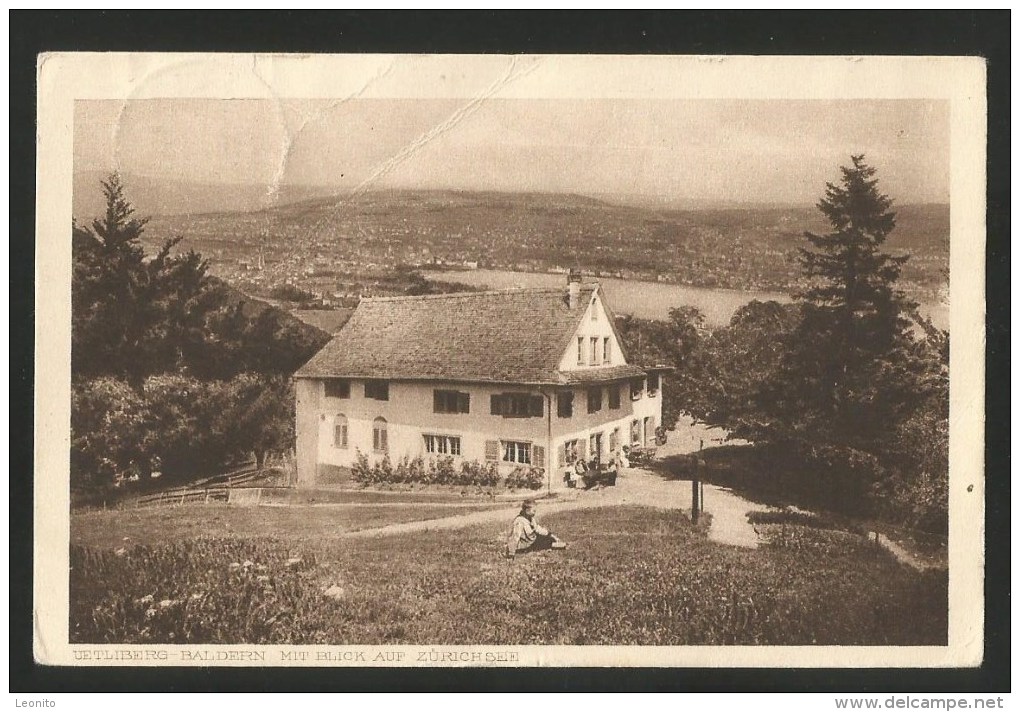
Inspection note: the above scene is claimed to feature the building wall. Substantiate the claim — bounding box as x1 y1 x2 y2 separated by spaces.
557 291 627 372
548 375 664 486
295 375 663 490
295 377 322 487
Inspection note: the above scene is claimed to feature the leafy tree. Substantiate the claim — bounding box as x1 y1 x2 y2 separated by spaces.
615 306 705 430
684 300 802 441
218 374 295 468
141 374 231 479
70 377 154 492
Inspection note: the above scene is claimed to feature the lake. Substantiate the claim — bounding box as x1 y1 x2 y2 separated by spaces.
424 268 949 331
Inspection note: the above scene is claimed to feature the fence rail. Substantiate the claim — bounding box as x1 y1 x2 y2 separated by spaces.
127 465 288 508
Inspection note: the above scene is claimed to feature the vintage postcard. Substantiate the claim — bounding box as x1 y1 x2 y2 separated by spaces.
35 53 986 668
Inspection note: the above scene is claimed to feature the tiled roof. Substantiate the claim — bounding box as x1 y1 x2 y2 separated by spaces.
295 285 645 385
560 364 647 384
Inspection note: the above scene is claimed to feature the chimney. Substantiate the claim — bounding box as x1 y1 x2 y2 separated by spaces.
567 269 582 309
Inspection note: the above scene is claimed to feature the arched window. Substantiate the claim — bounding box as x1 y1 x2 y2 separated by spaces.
372 417 388 453
333 414 348 449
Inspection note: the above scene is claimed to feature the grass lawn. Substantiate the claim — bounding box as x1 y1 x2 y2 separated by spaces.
72 502 509 550
70 504 946 646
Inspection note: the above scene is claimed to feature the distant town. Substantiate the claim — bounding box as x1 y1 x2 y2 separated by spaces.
134 190 950 309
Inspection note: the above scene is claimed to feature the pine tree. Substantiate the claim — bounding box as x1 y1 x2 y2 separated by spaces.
791 155 917 444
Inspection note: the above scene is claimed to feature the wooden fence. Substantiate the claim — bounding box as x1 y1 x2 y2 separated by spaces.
128 465 276 508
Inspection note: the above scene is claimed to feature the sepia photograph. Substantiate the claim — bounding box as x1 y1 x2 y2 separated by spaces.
33 52 986 669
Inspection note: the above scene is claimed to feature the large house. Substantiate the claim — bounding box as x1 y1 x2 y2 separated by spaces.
293 275 667 490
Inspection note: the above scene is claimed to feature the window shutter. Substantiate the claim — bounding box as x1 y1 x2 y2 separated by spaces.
557 444 566 468
484 440 499 461
458 392 470 413
533 445 545 469
341 424 348 448
490 394 502 415
529 396 544 417
380 427 388 452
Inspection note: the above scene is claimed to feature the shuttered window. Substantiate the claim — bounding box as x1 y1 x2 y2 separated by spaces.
484 440 500 461
603 338 611 364
325 380 350 399
577 337 584 365
372 417 388 452
424 434 461 456
491 393 543 418
587 387 602 414
630 378 644 400
647 373 661 395
502 441 532 465
608 385 621 410
434 390 470 414
365 380 389 401
333 414 348 449
557 391 574 418
561 439 581 465
533 445 545 469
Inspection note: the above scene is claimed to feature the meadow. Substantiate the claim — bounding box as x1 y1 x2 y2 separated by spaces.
70 505 947 646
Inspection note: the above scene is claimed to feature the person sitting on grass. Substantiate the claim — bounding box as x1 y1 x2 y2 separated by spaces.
506 499 567 558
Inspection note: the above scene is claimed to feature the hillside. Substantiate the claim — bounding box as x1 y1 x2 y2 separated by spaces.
73 171 338 219
129 189 948 297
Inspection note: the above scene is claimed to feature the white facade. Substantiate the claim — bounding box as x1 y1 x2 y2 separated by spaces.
294 286 665 489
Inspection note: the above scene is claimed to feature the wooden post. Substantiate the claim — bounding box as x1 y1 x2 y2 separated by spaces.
691 440 706 523
691 478 701 523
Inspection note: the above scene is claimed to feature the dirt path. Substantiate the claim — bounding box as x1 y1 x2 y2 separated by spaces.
343 468 765 548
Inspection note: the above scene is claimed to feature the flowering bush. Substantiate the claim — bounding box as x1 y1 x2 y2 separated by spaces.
350 453 538 490
505 466 545 491
460 460 500 488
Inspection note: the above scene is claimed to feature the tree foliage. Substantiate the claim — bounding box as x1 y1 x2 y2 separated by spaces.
661 156 949 532
72 174 329 386
70 175 327 493
682 300 802 441
790 155 918 446
615 306 705 429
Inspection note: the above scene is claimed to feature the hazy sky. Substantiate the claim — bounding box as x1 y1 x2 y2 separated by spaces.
75 98 949 204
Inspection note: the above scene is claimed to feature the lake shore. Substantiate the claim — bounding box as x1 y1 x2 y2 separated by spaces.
424 268 949 330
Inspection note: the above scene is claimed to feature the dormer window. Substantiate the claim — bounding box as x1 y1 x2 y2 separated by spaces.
577 337 584 366
590 337 598 366
603 337 611 365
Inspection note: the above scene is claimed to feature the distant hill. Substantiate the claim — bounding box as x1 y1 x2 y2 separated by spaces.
108 185 948 296
73 171 338 220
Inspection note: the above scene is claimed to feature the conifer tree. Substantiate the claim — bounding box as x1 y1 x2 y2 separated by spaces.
790 155 917 445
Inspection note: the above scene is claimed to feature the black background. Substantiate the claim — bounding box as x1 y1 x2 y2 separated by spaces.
10 10 1010 693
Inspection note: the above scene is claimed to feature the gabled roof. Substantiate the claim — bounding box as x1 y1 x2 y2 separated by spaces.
295 285 644 386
